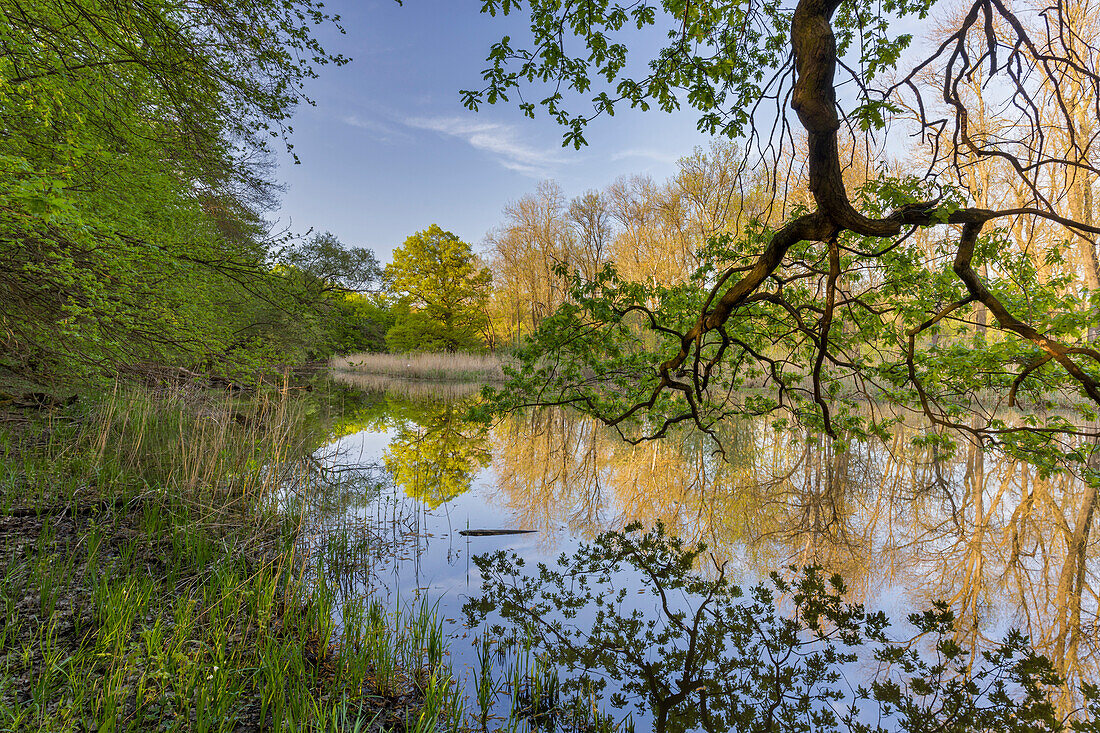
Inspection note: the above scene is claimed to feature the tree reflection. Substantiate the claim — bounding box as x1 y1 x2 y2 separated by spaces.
486 406 1100 698
322 379 1100 704
383 398 491 508
467 523 1086 733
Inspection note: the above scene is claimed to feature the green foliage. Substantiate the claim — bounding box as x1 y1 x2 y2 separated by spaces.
467 523 1091 733
328 293 394 355
282 232 382 296
384 225 493 353
463 0 930 146
0 0 346 382
273 232 390 358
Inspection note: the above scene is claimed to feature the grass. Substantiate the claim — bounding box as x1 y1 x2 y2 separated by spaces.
330 372 485 402
0 380 463 732
331 353 509 383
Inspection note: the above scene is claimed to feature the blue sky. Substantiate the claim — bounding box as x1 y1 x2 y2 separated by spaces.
272 0 712 263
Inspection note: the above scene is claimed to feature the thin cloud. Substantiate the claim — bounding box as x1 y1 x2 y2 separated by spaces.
337 114 410 143
610 148 679 165
405 115 565 177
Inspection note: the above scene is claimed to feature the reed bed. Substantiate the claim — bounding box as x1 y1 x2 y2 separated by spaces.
0 381 463 732
331 371 484 402
332 352 510 382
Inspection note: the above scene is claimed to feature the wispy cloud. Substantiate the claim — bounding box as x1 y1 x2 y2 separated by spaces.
610 148 679 165
337 114 410 143
404 116 565 177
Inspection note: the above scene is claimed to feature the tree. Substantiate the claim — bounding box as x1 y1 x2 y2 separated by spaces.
569 190 614 281
282 232 382 297
271 232 389 357
465 0 1100 461
384 225 493 353
0 0 346 382
486 182 575 338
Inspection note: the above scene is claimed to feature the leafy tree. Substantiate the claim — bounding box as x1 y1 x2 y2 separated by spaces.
0 0 346 383
384 225 493 353
282 232 382 297
275 232 389 357
466 0 1100 464
326 294 393 355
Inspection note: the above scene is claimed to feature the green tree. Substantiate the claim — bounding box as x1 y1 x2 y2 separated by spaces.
275 232 389 357
384 225 493 353
0 0 345 383
282 232 382 297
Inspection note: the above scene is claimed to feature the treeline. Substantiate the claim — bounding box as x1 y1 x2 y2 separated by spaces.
483 140 778 343
363 141 780 355
480 136 1099 350
6 1 1096 386
338 121 1100 362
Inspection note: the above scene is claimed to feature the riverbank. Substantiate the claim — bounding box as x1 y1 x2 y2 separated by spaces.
331 352 509 382
0 382 460 731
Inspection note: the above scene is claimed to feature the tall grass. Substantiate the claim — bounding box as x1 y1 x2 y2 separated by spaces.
332 352 509 382
0 381 463 732
331 371 485 401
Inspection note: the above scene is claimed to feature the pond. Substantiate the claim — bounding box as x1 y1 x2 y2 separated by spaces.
299 371 1099 731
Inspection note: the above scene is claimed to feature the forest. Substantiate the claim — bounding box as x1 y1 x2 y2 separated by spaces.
2 0 1100 730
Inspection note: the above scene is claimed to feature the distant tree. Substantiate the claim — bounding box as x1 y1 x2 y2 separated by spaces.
384 225 492 353
222 232 387 361
283 231 390 355
327 294 392 354
485 181 575 341
568 190 614 281
282 232 381 296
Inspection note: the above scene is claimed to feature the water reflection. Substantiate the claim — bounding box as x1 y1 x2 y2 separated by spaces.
321 373 1100 710
466 524 1077 733
490 410 1100 682
385 400 491 508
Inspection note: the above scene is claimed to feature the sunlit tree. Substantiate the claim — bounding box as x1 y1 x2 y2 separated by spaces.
384 225 493 353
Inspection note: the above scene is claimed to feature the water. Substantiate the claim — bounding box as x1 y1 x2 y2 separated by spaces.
301 373 1099 730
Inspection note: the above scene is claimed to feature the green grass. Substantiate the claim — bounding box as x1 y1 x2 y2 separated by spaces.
0 383 463 732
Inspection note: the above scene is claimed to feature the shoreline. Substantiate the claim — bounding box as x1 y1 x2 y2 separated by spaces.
0 382 457 731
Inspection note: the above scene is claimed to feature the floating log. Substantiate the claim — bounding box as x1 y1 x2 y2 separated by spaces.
458 529 537 537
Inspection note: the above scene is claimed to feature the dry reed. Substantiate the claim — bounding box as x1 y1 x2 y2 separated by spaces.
331 352 509 382
330 371 483 401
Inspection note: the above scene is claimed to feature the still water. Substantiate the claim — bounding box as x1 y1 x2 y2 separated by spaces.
303 372 1099 729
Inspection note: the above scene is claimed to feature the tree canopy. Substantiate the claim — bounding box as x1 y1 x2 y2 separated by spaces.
468 0 1100 467
0 0 347 382
384 225 494 353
